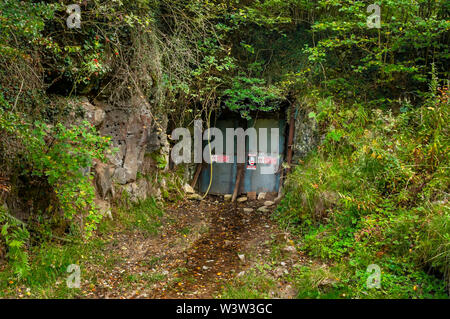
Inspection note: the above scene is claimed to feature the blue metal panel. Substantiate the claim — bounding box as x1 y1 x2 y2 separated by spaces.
199 119 237 194
242 118 285 194
199 117 285 195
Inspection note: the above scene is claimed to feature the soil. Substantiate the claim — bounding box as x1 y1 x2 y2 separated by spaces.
80 195 305 299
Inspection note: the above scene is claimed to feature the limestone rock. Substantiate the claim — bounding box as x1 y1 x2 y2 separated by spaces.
100 104 151 185
94 198 112 220
183 184 195 194
188 193 203 201
292 102 321 162
257 206 269 213
237 196 247 203
264 200 275 207
94 161 115 199
224 194 232 201
121 179 148 203
243 208 254 213
70 97 105 126
113 168 128 185
283 246 297 254
257 192 266 200
80 98 105 127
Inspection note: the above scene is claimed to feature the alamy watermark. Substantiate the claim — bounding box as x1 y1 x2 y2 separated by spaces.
66 4 81 29
66 264 81 288
367 4 381 29
66 4 381 30
366 264 381 289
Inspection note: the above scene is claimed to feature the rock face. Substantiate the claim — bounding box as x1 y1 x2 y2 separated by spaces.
99 102 151 186
93 160 115 199
91 97 168 203
80 98 105 127
292 101 321 163
2 94 169 220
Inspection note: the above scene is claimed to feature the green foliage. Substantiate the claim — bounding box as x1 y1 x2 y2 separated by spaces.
222 76 283 119
0 209 30 279
0 105 110 237
0 0 449 299
150 151 168 170
115 197 164 235
275 74 449 298
300 0 449 101
219 267 276 299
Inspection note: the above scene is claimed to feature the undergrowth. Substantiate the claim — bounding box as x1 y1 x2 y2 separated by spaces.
275 76 449 299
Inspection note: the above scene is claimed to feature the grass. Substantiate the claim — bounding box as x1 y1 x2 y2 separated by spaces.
113 197 164 235
273 99 449 299
219 269 277 299
0 239 91 298
218 239 291 299
0 197 165 298
290 265 349 299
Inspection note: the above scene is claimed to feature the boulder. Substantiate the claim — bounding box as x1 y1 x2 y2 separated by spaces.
257 206 269 213
94 161 115 199
183 184 195 194
257 192 266 200
82 100 105 127
94 198 112 220
188 193 203 201
237 196 247 203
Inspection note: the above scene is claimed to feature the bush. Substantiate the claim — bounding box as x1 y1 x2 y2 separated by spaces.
275 78 449 297
0 105 111 237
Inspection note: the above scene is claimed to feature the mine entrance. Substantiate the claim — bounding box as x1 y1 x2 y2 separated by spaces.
199 114 286 195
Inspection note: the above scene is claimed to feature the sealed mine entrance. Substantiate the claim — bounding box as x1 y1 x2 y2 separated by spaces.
199 116 286 195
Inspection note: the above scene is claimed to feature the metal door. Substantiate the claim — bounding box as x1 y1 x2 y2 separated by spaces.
199 117 285 195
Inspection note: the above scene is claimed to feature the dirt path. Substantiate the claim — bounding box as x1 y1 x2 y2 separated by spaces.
81 196 303 299
152 198 277 298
